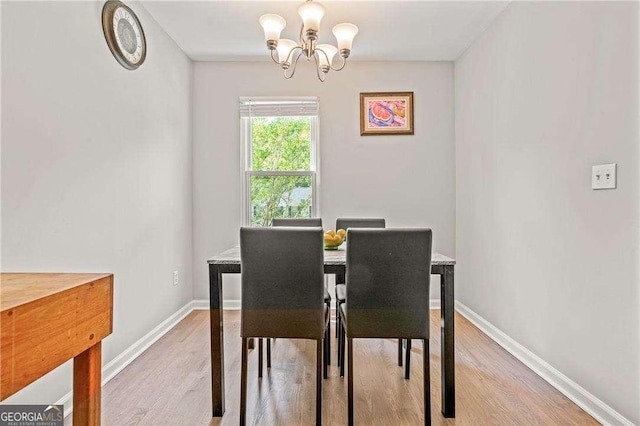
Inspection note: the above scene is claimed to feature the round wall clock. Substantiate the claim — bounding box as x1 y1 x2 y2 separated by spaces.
102 1 146 70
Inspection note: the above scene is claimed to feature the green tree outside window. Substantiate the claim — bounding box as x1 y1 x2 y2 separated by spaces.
250 117 314 226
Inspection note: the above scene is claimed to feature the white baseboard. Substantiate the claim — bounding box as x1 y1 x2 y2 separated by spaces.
56 301 195 418
192 299 241 310
192 299 210 310
455 301 634 426
193 299 441 310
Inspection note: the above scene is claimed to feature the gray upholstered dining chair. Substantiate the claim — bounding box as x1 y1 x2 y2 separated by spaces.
268 217 331 368
240 227 329 425
338 228 432 426
334 218 385 369
271 217 323 227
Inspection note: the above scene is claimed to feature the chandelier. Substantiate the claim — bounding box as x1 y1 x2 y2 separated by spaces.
259 0 359 82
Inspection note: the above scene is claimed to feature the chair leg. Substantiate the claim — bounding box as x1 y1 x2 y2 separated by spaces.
398 339 403 366
323 328 329 379
405 339 411 379
340 322 346 377
337 311 342 368
336 306 344 367
266 338 271 368
336 297 341 339
316 338 323 425
240 337 248 426
423 338 431 426
327 321 331 366
347 337 354 426
336 303 340 338
258 338 263 378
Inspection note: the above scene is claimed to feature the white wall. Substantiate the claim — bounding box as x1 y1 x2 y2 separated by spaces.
455 1 639 423
1 0 193 405
193 61 455 301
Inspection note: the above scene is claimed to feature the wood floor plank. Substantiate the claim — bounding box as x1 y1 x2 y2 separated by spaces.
70 310 599 425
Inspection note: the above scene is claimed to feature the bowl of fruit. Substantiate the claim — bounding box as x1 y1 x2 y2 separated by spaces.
323 229 346 250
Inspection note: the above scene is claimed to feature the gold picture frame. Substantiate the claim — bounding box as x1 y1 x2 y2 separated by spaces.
360 92 414 136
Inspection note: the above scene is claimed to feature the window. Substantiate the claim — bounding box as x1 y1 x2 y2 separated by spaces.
240 97 319 226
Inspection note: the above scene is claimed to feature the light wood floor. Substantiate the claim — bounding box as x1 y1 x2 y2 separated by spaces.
82 310 598 425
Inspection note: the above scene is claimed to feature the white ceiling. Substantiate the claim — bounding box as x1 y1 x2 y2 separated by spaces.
141 1 510 62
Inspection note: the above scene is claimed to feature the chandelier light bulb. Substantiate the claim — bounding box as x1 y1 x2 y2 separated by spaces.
276 39 297 64
298 1 325 36
259 14 286 43
316 44 338 69
332 23 359 52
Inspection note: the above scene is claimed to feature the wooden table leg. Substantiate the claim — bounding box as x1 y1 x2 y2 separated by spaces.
209 264 225 417
73 341 102 425
440 266 455 418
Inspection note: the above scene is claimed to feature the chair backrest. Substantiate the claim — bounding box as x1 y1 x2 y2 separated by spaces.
335 218 385 284
240 226 325 339
336 218 385 230
345 228 432 339
272 218 323 227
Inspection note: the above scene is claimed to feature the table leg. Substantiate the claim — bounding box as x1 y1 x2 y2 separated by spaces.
73 341 101 425
440 266 455 418
209 264 225 417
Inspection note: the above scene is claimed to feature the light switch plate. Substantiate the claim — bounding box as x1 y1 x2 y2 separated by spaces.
592 163 616 190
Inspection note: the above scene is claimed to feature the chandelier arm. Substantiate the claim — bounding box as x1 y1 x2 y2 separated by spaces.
315 46 330 65
313 52 326 82
284 46 304 66
330 55 348 71
270 48 281 65
284 49 304 79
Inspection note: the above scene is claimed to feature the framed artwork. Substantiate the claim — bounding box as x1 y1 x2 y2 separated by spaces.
360 92 414 136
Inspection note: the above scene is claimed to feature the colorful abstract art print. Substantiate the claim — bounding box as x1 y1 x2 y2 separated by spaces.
360 92 414 135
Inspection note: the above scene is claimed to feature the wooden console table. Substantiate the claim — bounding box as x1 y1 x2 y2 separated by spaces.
1 273 113 425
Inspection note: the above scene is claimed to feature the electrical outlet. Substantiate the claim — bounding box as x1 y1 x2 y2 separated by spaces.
173 271 179 286
592 163 616 190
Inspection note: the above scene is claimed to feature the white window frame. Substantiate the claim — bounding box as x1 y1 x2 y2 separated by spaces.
240 97 320 226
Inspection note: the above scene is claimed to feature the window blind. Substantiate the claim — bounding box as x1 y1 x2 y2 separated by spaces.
239 97 318 117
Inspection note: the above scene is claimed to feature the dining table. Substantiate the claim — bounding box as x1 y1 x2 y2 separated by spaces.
207 244 457 419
